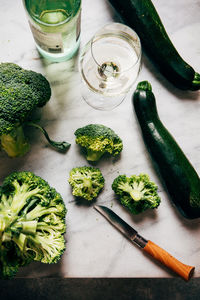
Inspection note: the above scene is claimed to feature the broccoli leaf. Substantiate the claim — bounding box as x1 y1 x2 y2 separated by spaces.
26 122 71 152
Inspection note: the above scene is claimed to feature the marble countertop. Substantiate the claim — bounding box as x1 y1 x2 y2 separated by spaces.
0 0 200 279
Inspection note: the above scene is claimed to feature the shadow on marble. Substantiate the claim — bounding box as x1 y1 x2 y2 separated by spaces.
72 196 99 207
104 0 122 24
0 152 30 181
111 194 160 224
167 200 200 231
16 257 65 278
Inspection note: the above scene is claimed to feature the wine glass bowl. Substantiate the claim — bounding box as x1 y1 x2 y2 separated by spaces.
79 23 142 110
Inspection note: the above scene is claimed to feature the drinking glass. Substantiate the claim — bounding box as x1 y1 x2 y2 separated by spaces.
79 23 141 110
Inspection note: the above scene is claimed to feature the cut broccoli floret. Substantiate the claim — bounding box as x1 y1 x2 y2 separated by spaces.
68 166 105 201
74 124 123 162
0 63 70 157
0 171 67 279
112 174 161 214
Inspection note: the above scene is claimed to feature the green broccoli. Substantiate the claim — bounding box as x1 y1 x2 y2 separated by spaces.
74 124 123 162
0 171 66 279
68 166 105 201
0 63 70 157
112 174 161 214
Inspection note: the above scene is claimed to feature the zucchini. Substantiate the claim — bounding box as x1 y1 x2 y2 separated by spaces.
108 0 200 91
133 81 200 219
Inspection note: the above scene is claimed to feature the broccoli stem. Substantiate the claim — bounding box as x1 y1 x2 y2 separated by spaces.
0 126 30 157
2 231 12 242
26 205 60 221
9 220 37 236
10 186 41 216
26 122 71 152
129 190 143 201
83 178 93 194
13 233 27 252
37 222 60 238
119 182 144 201
37 221 65 235
0 213 18 233
0 219 5 233
21 221 38 235
86 149 104 161
21 198 38 216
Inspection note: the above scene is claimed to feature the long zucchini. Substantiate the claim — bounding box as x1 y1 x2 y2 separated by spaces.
108 0 200 91
133 81 200 219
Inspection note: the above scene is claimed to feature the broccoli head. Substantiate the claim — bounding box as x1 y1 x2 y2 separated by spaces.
0 63 70 157
68 166 105 201
112 174 161 214
0 171 66 279
74 124 123 162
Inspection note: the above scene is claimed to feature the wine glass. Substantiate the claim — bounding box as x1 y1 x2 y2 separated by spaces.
79 23 141 110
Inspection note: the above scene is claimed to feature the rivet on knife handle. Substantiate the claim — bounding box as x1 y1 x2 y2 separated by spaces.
143 240 195 281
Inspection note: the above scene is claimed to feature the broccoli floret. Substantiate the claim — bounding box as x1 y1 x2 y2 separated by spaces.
74 124 123 162
112 174 161 214
68 166 105 201
0 63 70 157
0 171 67 279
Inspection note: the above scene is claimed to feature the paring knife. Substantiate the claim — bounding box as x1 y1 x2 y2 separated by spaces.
94 205 195 281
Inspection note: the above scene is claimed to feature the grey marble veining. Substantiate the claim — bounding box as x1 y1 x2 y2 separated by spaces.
0 0 200 279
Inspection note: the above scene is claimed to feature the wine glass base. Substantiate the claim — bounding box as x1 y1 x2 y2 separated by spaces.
81 83 126 111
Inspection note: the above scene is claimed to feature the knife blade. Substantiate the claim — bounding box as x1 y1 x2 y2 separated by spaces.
94 205 195 281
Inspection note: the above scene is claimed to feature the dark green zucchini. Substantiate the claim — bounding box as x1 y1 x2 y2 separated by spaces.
133 81 200 219
108 0 200 91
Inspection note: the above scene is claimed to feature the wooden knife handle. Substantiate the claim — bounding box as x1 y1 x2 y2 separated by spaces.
143 240 195 281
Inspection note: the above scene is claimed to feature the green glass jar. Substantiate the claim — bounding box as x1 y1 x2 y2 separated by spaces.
23 0 81 62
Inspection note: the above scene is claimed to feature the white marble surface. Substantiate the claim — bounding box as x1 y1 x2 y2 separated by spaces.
0 0 200 278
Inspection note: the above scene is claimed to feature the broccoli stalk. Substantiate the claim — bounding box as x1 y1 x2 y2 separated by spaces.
0 171 66 279
85 149 104 162
0 120 70 158
74 124 123 162
117 181 148 201
0 63 70 157
112 174 161 214
68 166 105 201
0 126 30 158
18 221 38 235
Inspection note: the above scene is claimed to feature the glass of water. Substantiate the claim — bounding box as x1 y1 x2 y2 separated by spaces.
79 23 141 110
